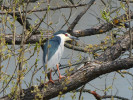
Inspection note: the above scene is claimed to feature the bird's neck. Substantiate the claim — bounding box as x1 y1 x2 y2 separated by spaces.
57 34 67 42
60 36 65 45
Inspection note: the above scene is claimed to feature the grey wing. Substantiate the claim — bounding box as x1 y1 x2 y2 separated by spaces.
43 36 62 70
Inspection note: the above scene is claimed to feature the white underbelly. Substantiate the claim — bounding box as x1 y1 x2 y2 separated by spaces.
45 44 64 70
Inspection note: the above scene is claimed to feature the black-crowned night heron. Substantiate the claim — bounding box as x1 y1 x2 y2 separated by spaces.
43 30 78 83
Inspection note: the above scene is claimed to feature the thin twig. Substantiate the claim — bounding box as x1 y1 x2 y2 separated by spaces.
78 85 85 100
127 0 132 57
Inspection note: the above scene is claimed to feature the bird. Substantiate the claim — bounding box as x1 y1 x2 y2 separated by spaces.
43 30 78 83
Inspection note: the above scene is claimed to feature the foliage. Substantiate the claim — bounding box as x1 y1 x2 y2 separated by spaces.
0 0 132 100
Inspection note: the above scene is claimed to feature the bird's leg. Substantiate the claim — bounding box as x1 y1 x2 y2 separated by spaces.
47 69 54 83
56 64 65 80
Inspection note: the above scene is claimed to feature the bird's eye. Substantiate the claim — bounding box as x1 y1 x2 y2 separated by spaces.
65 34 68 36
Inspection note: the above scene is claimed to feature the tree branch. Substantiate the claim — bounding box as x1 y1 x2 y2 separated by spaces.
72 10 133 37
67 0 96 32
76 89 129 100
3 27 133 58
4 34 49 45
2 28 133 100
96 28 133 61
1 58 133 100
0 3 92 14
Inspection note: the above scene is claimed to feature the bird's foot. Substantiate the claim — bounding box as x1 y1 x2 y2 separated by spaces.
59 75 65 80
45 79 55 84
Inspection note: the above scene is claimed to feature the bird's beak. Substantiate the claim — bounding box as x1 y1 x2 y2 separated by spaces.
69 36 79 40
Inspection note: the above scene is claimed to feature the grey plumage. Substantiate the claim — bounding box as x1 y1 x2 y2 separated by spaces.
42 30 78 82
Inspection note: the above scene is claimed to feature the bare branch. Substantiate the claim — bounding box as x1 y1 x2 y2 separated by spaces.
67 0 96 32
1 58 133 100
4 34 50 45
96 28 133 62
102 95 129 100
0 3 91 14
72 10 133 37
76 89 129 100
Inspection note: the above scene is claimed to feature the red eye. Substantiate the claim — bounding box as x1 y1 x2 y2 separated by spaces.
65 34 68 36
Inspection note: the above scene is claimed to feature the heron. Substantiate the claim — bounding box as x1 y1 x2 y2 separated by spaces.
43 30 78 83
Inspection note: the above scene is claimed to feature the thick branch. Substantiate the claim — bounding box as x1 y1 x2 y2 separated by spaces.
96 28 133 61
22 58 133 99
4 34 49 45
1 58 133 100
4 27 133 60
2 29 133 99
72 11 133 37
